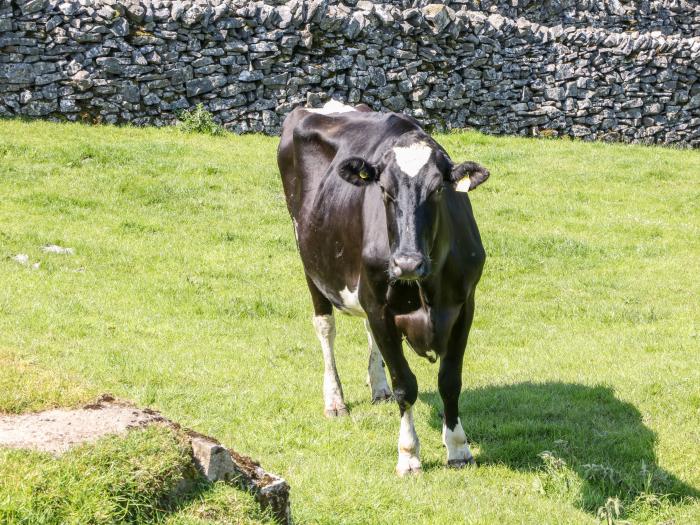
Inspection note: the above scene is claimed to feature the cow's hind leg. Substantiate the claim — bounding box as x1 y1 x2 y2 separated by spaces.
307 276 348 417
364 320 392 403
440 298 475 467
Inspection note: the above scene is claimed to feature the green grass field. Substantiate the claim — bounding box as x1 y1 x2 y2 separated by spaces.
1 119 698 524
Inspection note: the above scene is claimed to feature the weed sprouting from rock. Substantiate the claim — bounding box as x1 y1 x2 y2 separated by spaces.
178 104 224 136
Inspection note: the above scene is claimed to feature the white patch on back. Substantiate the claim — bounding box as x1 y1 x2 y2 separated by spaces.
306 100 357 115
339 286 365 316
392 142 432 178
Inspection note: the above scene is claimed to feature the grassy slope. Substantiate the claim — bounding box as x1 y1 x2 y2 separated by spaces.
0 425 274 525
0 119 698 524
1 426 189 524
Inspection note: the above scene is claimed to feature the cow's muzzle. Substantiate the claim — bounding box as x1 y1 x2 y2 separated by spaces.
390 253 429 281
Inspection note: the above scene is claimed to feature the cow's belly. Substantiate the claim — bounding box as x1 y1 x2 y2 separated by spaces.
297 220 368 316
300 243 365 317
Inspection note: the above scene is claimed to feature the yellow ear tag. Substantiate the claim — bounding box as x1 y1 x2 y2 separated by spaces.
455 177 471 193
359 170 368 180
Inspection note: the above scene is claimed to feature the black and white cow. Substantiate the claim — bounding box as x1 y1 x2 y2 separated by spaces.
277 100 489 474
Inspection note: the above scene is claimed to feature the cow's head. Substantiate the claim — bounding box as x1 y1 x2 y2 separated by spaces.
337 133 489 281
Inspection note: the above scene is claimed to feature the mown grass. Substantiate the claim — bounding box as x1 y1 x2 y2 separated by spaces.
0 119 698 524
0 348 97 413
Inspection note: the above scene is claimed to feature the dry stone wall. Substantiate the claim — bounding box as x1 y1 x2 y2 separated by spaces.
450 0 700 37
1 0 699 145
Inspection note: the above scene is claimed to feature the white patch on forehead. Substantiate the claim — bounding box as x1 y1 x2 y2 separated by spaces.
392 143 432 178
306 100 357 115
339 285 365 316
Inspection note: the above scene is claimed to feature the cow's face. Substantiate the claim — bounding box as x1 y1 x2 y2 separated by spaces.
338 137 489 281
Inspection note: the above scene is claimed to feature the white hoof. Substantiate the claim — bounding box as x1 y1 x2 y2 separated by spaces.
396 453 422 476
447 447 476 468
443 417 475 466
324 399 349 417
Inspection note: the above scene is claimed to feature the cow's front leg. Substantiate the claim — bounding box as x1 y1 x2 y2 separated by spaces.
367 314 420 475
313 314 348 417
364 320 392 403
439 302 475 467
439 357 474 466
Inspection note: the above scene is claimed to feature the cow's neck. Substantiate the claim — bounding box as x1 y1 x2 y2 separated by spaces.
419 200 452 303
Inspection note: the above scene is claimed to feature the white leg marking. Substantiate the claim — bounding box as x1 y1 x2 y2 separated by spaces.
392 142 432 178
442 417 475 466
313 315 348 417
364 320 392 403
396 406 421 475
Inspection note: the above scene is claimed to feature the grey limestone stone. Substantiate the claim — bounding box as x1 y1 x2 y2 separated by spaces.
185 74 226 97
60 97 80 112
0 64 35 84
23 100 58 116
238 70 264 82
58 2 79 16
18 0 46 15
368 66 387 87
111 17 129 37
182 5 203 26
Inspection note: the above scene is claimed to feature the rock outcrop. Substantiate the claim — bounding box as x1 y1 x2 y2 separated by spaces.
0 394 291 524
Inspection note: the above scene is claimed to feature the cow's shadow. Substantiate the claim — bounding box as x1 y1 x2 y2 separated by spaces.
419 382 699 513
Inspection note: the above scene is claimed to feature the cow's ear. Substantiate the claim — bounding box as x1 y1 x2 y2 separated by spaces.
449 161 490 192
337 157 378 186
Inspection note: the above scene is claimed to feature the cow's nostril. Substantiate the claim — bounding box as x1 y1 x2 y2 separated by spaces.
390 258 403 277
393 254 424 278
